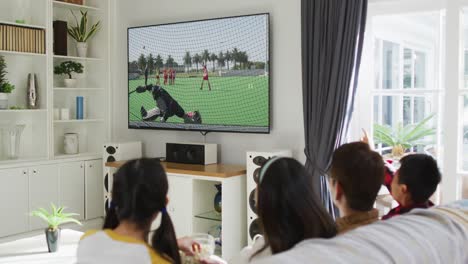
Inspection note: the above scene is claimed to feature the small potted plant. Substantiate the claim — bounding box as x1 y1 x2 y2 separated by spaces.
373 114 436 158
54 61 84 88
68 10 101 57
31 203 82 253
0 55 15 109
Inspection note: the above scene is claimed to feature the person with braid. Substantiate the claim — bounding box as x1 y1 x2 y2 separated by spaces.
77 158 199 264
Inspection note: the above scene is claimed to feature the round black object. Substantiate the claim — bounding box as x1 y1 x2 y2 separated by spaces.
249 218 262 239
107 156 116 162
104 173 108 192
253 156 267 166
106 146 116 155
253 168 261 184
249 189 257 214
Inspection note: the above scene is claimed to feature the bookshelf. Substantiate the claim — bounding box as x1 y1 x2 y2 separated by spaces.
0 0 110 163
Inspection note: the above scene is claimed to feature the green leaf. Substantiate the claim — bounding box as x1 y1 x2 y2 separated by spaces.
30 204 81 228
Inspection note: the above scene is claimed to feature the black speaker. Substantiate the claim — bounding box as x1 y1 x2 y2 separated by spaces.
166 143 217 165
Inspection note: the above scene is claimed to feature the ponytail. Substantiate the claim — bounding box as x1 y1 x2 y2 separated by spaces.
103 204 119 229
151 210 181 264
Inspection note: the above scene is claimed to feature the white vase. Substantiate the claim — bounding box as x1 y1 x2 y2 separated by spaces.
0 93 8 110
64 133 79 154
64 79 77 88
76 42 88 57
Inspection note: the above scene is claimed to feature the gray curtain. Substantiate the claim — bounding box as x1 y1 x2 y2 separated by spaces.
301 0 368 217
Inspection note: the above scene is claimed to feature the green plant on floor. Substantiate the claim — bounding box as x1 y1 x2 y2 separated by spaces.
31 203 82 231
54 61 84 79
68 10 101 42
373 114 436 157
0 55 15 93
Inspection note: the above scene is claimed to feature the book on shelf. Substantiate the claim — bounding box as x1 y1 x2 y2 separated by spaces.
0 24 45 54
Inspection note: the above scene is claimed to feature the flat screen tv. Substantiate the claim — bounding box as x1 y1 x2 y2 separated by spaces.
127 14 270 133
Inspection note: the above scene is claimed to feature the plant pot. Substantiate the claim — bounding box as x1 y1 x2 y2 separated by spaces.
45 228 61 253
64 79 77 88
76 42 88 57
0 93 8 109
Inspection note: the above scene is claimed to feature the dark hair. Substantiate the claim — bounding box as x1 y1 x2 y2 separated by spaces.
103 159 180 264
254 157 337 257
398 154 441 203
330 142 385 211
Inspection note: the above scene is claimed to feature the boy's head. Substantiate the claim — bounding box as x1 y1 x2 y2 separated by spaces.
329 142 385 214
391 154 441 206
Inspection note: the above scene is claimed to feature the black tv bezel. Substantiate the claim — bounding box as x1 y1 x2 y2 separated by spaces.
127 13 271 134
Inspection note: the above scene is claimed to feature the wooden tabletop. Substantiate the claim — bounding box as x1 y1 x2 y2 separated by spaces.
105 160 246 178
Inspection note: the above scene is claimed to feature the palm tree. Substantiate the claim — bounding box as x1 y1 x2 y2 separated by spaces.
231 48 239 68
202 49 210 65
146 53 154 74
225 50 231 70
183 51 192 72
210 53 218 71
137 54 147 72
166 55 174 67
193 53 201 72
155 54 164 69
239 51 249 69
217 52 225 69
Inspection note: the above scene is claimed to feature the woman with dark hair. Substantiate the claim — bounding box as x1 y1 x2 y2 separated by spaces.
229 157 337 263
77 158 196 264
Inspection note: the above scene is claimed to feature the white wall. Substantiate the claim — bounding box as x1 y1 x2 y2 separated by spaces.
111 0 304 164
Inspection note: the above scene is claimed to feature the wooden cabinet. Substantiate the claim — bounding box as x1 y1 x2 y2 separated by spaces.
59 161 85 221
0 168 29 237
29 165 60 230
85 159 104 219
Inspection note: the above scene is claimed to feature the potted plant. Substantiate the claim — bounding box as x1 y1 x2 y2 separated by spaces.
31 203 81 253
0 55 15 110
373 114 436 158
54 61 84 88
68 10 101 57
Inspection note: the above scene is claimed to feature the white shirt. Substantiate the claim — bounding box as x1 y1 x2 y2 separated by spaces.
76 230 169 264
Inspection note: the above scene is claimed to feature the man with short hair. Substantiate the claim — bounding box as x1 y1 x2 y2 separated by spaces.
328 142 385 233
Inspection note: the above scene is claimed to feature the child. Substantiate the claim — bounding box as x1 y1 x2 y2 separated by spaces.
328 142 385 233
232 157 337 263
77 159 198 264
163 68 168 85
155 68 160 86
200 63 211 91
382 154 441 220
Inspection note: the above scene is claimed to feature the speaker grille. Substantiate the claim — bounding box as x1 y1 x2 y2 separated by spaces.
249 189 257 214
107 156 116 163
249 218 262 239
253 156 267 166
106 146 116 155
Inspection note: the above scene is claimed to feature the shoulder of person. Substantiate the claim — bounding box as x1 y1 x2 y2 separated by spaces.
80 229 100 241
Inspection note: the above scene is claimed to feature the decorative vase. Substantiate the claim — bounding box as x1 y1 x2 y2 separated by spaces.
64 79 77 88
0 93 8 109
214 184 222 213
76 42 88 57
64 133 79 154
1 124 25 159
27 73 38 109
45 228 61 253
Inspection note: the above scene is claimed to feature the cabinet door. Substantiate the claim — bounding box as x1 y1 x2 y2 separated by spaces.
59 161 85 221
85 159 103 219
165 175 193 237
0 168 29 237
29 165 59 230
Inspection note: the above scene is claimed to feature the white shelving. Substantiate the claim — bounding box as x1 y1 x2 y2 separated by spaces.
54 119 104 124
0 0 110 163
52 1 101 12
0 20 46 30
53 55 103 61
0 50 46 57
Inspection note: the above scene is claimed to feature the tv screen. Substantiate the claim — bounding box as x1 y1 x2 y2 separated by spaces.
128 14 270 133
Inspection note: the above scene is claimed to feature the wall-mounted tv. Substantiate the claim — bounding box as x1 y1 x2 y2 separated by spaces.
128 14 270 133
